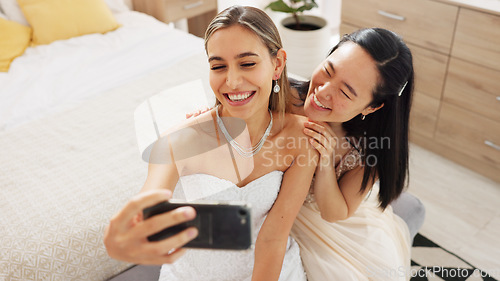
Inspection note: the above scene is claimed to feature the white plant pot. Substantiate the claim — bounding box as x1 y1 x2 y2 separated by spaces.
279 15 331 79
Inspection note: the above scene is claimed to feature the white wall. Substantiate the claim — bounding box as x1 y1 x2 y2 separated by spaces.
217 0 268 11
317 0 342 36
124 0 132 9
217 0 341 36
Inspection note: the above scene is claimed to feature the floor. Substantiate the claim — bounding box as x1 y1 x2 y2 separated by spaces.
407 144 500 280
108 265 160 281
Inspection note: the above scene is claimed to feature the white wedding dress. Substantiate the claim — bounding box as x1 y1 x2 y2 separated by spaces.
159 171 306 281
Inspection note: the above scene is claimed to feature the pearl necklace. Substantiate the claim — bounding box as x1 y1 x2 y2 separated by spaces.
215 105 273 158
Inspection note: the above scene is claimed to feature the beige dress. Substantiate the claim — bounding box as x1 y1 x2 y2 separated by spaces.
291 148 411 281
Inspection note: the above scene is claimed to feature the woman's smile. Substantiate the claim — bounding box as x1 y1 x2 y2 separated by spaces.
207 24 280 119
223 91 256 105
311 93 331 110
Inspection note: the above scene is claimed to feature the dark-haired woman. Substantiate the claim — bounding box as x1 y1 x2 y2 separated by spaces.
289 28 413 281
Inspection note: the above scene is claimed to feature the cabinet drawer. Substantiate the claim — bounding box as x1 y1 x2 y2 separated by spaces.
133 0 216 23
452 8 500 72
443 58 500 122
435 103 500 166
410 91 440 138
341 0 458 54
410 43 448 100
164 0 216 22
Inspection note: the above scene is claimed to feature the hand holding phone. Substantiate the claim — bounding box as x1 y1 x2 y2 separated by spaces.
103 190 198 265
143 200 252 250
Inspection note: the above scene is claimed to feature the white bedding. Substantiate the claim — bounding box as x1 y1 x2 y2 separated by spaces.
0 9 211 281
0 52 210 281
0 11 205 130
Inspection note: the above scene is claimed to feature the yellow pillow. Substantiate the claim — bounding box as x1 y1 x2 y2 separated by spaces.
0 17 32 72
18 0 121 45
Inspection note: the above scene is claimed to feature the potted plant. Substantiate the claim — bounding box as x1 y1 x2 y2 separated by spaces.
266 0 331 79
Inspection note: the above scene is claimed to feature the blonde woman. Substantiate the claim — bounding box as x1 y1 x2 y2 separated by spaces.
105 6 318 281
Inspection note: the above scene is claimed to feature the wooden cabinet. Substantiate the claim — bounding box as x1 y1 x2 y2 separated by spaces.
443 58 500 122
132 0 217 37
341 0 500 182
435 103 500 168
452 8 500 71
342 0 457 54
435 7 500 181
410 89 441 139
411 45 449 101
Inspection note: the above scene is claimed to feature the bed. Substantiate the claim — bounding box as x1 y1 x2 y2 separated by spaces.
0 1 213 280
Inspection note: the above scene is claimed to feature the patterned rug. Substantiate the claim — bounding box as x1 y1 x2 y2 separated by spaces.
411 234 498 281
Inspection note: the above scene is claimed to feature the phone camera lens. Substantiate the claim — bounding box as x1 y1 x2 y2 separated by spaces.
238 209 247 216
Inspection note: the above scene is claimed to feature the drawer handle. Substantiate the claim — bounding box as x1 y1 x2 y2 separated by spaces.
377 10 406 21
184 1 203 10
484 140 500 151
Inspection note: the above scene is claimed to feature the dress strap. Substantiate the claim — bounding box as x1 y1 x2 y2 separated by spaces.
335 146 362 179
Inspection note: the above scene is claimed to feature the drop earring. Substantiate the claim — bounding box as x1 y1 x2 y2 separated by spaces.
361 114 366 120
273 80 280 93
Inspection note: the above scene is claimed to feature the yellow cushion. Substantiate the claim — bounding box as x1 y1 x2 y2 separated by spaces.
18 0 121 45
0 17 32 72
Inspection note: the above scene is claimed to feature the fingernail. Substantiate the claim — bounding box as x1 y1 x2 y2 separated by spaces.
183 207 196 219
187 228 198 238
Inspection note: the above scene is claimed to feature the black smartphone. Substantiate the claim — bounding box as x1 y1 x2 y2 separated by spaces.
143 200 252 250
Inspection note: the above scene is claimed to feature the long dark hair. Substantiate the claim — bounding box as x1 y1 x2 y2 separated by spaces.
292 28 414 209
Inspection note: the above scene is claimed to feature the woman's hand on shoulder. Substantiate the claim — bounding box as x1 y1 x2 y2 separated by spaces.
303 120 337 171
185 107 212 119
104 190 198 265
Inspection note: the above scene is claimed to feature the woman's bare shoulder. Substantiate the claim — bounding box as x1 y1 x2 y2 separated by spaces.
276 113 315 154
282 113 308 134
158 110 218 146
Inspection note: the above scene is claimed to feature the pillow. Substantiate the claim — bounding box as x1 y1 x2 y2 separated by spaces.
0 0 127 26
0 17 32 72
18 0 121 45
0 0 29 25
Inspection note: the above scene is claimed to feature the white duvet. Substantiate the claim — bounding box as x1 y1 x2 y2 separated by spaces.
0 24 211 280
0 11 205 130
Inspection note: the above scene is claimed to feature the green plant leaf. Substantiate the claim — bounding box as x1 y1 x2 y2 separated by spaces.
297 2 318 12
292 0 318 5
265 0 296 13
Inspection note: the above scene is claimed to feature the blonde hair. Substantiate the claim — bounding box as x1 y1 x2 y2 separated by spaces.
204 5 291 118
